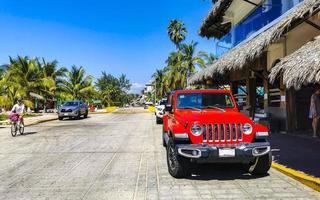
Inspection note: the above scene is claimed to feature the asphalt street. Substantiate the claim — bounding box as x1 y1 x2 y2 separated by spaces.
0 111 319 199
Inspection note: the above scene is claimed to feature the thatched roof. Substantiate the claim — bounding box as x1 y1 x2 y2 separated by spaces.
199 0 233 38
191 0 320 85
269 35 320 90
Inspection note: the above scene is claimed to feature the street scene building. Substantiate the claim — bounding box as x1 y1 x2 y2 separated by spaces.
191 0 320 134
0 0 320 199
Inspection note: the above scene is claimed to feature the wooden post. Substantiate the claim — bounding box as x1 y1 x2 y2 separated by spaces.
263 79 269 109
286 88 296 133
230 81 237 95
246 72 256 118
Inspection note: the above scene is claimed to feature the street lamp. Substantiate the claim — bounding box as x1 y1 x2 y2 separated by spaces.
146 83 156 105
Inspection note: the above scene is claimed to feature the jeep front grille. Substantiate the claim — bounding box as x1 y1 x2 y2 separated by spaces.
202 123 243 143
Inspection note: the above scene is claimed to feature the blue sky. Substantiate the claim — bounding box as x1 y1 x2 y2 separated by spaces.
0 0 215 93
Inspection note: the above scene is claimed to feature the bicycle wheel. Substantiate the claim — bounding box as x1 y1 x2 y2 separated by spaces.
11 123 17 137
19 125 24 135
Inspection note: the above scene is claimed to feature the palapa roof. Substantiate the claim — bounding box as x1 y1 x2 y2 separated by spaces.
269 35 320 90
191 0 320 85
199 0 233 38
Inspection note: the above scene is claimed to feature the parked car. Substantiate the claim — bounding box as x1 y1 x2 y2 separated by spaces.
162 89 271 178
155 99 167 124
58 100 88 120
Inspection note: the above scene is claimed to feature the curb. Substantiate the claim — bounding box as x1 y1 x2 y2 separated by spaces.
26 117 58 126
89 112 113 115
272 162 320 192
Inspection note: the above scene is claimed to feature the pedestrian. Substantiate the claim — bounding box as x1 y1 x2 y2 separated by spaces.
309 88 320 137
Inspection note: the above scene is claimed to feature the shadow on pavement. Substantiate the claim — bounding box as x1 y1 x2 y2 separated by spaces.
270 133 320 178
22 131 38 135
185 164 269 181
61 116 90 121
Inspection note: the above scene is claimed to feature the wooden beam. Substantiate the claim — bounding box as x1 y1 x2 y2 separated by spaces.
305 20 320 31
242 0 259 7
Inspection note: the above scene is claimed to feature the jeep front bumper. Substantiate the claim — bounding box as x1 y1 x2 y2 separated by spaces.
175 142 270 164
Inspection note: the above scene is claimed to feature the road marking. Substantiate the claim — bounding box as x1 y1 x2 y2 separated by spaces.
133 153 143 200
144 160 148 200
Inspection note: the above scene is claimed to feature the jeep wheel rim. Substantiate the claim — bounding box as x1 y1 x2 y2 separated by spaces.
168 143 177 170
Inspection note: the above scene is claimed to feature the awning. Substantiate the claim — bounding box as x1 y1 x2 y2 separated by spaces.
199 0 263 38
93 100 102 104
30 92 45 100
191 0 320 84
199 0 233 39
269 35 320 90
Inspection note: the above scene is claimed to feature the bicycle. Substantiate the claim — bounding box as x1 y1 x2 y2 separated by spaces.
9 113 24 137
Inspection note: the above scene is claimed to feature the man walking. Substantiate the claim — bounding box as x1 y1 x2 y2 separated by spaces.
309 89 320 137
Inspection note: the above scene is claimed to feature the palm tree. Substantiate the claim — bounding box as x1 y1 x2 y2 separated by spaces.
118 74 131 92
167 19 188 50
165 51 184 90
180 41 206 88
152 69 167 99
5 56 43 103
39 58 67 111
198 52 218 67
59 66 93 100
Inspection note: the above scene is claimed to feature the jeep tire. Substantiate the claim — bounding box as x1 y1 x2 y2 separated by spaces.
156 116 162 124
166 138 190 178
245 152 272 175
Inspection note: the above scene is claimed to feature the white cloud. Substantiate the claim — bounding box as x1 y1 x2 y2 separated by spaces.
129 82 144 94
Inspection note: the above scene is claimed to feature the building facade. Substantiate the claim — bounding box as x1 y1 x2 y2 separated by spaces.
192 0 320 134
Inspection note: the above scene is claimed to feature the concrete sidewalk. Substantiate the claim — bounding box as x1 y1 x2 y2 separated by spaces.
270 132 320 178
0 113 57 127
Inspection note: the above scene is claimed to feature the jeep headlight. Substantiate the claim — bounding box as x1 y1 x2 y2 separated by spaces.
191 124 202 136
243 123 253 135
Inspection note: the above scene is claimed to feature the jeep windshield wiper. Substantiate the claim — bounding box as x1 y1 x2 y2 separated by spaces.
180 106 202 111
203 106 225 112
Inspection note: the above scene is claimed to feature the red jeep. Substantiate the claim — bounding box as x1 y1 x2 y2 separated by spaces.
162 89 271 178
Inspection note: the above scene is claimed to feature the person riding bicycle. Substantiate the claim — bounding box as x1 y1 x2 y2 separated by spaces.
11 99 25 127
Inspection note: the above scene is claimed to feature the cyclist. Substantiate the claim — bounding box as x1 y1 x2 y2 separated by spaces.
11 99 25 127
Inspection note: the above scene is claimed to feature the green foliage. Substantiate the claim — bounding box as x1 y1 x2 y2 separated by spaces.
59 65 94 101
150 20 217 99
95 72 132 106
167 19 188 50
0 56 133 110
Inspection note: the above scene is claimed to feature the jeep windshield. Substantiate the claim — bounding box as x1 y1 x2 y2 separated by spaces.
177 93 234 110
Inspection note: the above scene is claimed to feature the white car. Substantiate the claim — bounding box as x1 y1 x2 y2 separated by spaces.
155 99 167 124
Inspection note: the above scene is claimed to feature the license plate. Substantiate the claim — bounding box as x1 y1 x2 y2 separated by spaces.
219 148 235 157
63 113 68 116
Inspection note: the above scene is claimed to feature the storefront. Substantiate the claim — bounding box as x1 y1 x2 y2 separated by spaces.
190 0 320 134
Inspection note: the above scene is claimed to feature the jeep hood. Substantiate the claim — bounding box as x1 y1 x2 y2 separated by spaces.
174 110 253 125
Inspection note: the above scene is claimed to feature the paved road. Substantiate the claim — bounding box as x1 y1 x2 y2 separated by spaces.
0 112 319 200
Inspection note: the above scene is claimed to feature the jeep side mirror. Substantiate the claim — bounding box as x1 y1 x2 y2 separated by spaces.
165 104 173 113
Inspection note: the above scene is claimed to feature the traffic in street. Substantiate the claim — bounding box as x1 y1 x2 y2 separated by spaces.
0 110 319 199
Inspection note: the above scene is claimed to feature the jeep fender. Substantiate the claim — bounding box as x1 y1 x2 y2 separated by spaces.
254 124 269 132
170 122 187 138
163 115 169 132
